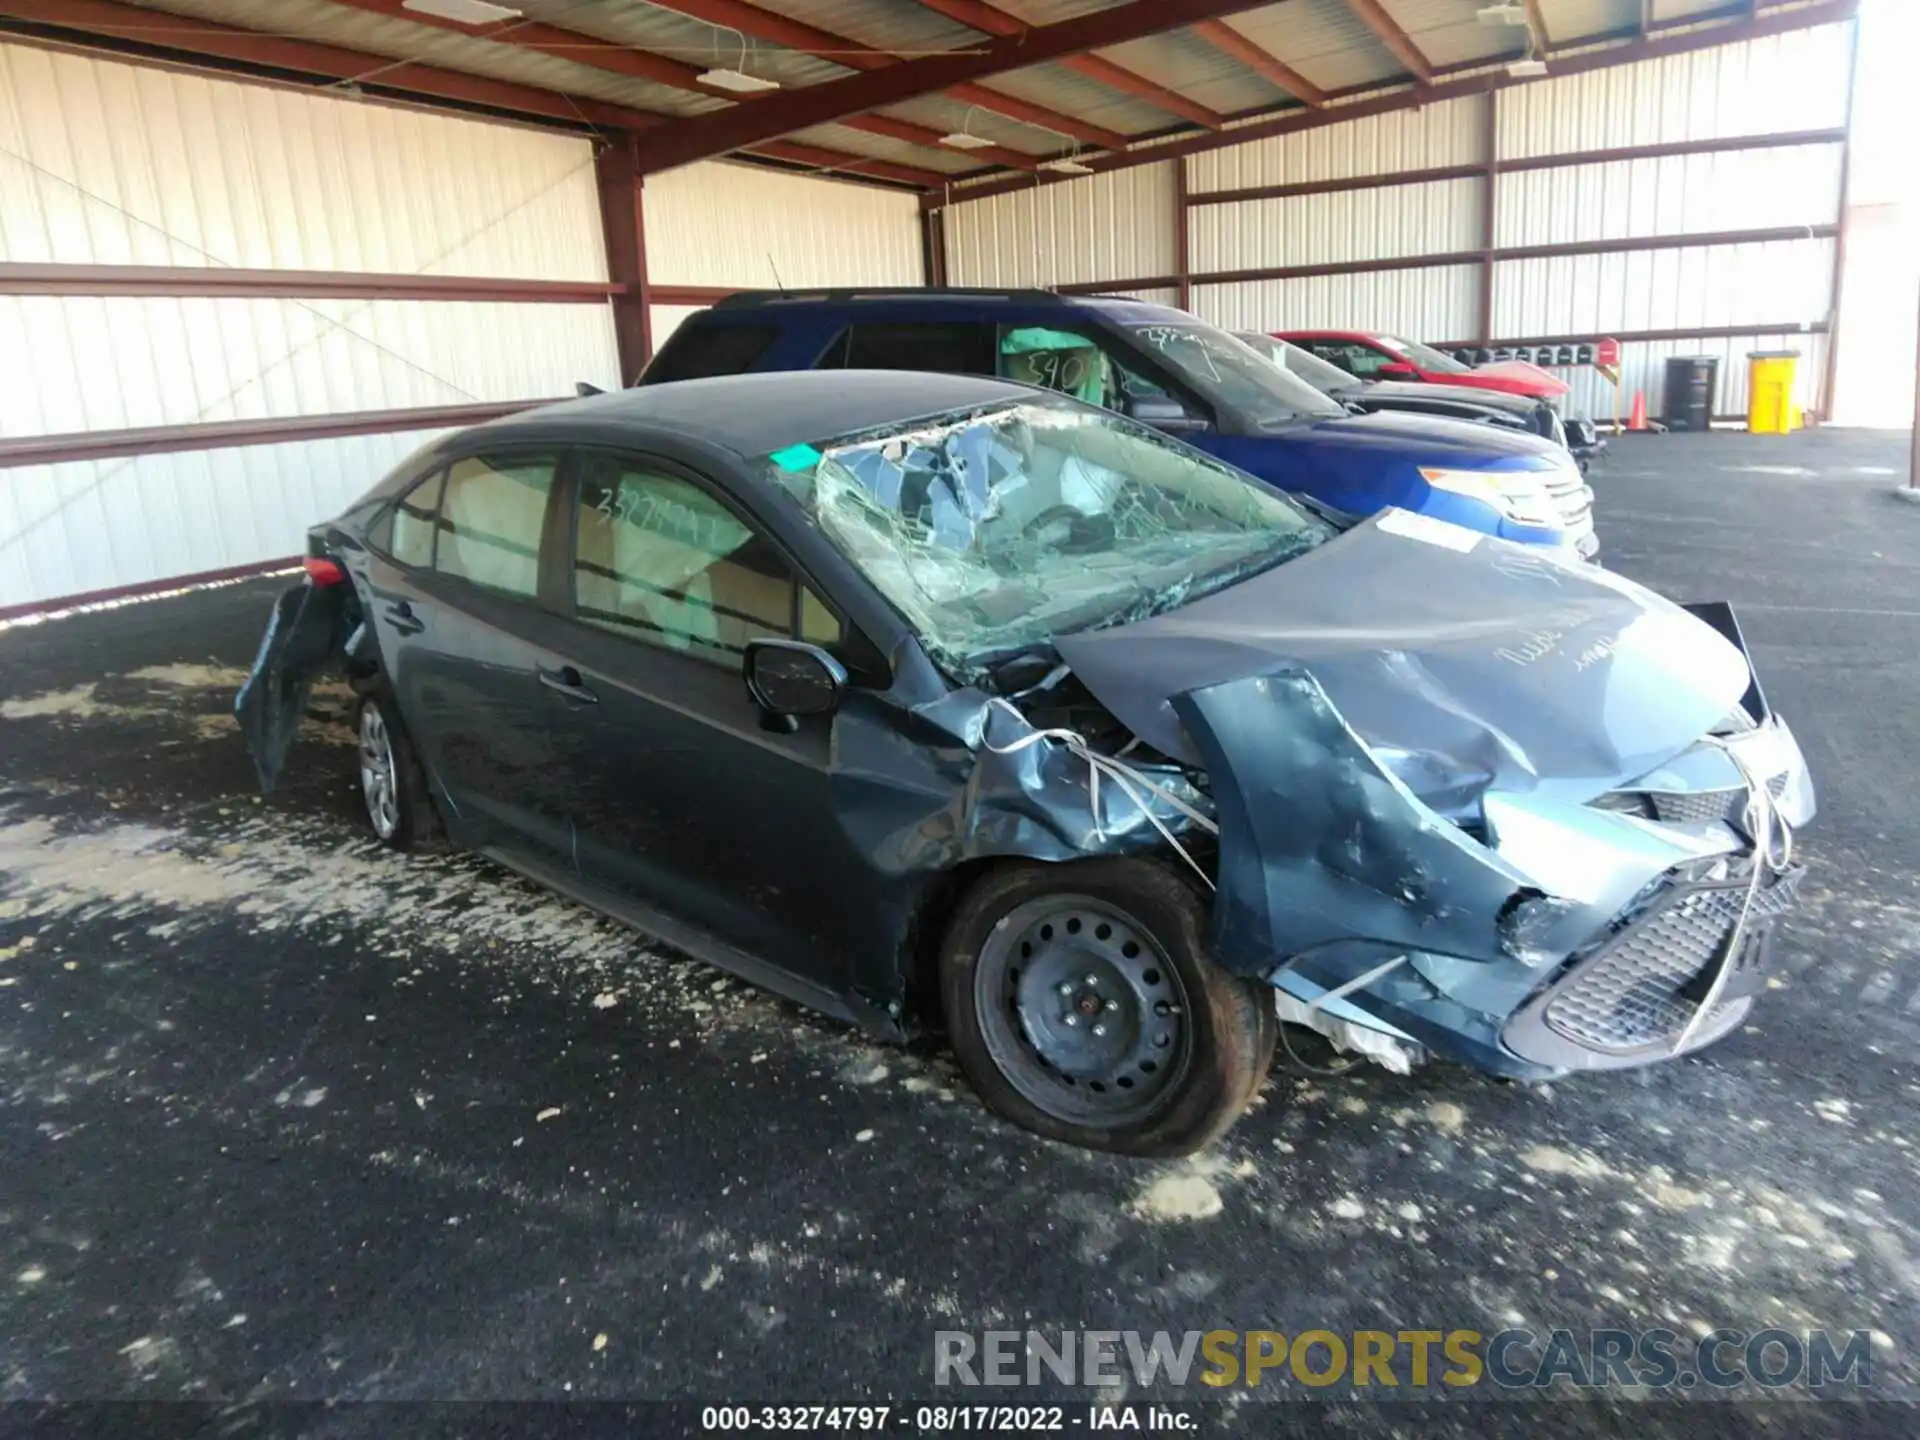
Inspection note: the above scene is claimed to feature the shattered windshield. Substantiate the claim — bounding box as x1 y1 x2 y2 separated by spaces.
1130 323 1346 429
766 402 1334 681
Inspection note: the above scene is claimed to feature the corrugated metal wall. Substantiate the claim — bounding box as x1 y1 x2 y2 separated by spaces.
1494 145 1845 248
943 163 1177 288
1189 177 1483 270
937 20 1853 426
644 160 923 290
642 160 923 349
1187 95 1485 191
1 432 452 613
1194 267 1482 343
0 40 617 611
1496 24 1853 158
0 43 609 278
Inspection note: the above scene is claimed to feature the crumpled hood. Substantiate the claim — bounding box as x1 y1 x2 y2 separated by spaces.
1054 512 1751 811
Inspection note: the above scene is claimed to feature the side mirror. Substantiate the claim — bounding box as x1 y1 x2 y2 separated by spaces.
1376 361 1419 379
1123 393 1207 433
744 639 846 732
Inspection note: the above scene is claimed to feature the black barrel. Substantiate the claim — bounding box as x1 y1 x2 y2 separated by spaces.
1662 355 1721 432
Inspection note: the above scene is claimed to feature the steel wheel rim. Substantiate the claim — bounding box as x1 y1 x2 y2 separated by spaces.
972 894 1193 1127
359 704 399 840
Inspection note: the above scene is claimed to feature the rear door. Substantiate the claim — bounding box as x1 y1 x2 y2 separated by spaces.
361 448 575 866
540 448 878 985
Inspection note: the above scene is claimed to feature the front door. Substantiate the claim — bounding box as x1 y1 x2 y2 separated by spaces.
364 449 573 866
542 449 866 987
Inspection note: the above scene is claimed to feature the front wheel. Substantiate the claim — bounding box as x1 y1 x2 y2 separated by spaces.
939 859 1274 1156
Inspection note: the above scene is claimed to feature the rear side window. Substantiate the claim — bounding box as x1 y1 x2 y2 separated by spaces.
434 454 559 599
646 323 778 383
836 322 996 375
387 469 444 568
1303 340 1392 378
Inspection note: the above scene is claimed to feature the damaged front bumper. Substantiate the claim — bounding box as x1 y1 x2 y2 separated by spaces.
1265 713 1814 1080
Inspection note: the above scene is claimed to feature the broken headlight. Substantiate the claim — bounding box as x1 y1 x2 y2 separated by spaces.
1419 467 1559 528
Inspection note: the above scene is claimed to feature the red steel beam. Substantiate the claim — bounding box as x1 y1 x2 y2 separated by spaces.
641 0 1125 151
1059 53 1224 129
596 137 652 385
931 0 1862 206
1479 92 1499 346
0 557 304 623
943 84 1125 151
1190 19 1327 106
749 140 950 188
323 0 721 94
839 113 1038 171
630 0 1273 174
327 0 1040 172
1055 224 1844 294
1180 129 1848 207
0 0 664 129
912 0 1226 128
1187 163 1487 207
1439 322 1829 349
1340 0 1434 85
1523 0 1551 48
0 262 621 301
0 399 556 470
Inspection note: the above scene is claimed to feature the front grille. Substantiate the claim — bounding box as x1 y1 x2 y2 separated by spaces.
1543 867 1803 1053
1649 788 1744 825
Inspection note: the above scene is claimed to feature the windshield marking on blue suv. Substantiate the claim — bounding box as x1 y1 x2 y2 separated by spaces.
765 401 1332 681
1129 323 1347 429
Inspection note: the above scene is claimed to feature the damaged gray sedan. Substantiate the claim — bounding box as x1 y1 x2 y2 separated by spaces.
239 370 1814 1156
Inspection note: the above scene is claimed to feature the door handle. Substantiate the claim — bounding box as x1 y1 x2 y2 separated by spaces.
383 600 425 636
538 665 598 703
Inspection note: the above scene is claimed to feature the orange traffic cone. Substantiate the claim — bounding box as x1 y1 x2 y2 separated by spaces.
1627 390 1648 431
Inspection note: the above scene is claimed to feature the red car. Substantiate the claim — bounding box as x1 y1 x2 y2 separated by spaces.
1277 329 1570 401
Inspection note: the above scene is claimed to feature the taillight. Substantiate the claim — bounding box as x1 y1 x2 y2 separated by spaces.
304 556 347 587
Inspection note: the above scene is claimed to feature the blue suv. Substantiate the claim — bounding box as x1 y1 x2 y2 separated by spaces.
640 289 1597 557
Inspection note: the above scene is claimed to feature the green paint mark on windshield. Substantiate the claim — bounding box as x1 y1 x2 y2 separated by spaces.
769 443 823 472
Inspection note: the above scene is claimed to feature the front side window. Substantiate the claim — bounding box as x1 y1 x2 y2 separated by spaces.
1129 324 1345 429
764 400 1333 681
572 455 835 661
433 454 558 598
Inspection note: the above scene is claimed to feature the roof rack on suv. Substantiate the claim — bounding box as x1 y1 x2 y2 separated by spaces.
713 287 1067 308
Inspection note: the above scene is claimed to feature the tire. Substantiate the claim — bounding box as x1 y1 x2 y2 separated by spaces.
356 692 444 852
939 858 1275 1157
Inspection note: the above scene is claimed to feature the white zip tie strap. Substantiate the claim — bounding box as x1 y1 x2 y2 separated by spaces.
1675 731 1793 1050
981 697 1218 890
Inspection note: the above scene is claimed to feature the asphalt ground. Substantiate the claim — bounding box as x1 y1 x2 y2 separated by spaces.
1 429 1918 1438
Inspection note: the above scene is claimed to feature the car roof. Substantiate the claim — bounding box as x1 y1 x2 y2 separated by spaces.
470 369 1041 458
706 287 1192 326
1275 329 1391 342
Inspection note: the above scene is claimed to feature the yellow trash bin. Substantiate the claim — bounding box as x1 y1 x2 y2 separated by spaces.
1747 350 1801 434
